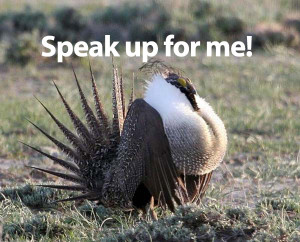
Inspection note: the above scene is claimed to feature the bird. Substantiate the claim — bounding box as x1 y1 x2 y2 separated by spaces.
23 61 227 213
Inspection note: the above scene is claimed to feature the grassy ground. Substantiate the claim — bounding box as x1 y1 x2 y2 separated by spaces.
0 48 299 240
1 0 300 240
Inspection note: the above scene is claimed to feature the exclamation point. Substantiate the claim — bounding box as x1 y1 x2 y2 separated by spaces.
247 36 252 57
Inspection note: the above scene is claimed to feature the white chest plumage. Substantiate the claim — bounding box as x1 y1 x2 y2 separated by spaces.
144 74 226 175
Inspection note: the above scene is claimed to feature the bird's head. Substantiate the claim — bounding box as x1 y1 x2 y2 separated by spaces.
142 61 200 113
164 72 199 111
165 73 196 95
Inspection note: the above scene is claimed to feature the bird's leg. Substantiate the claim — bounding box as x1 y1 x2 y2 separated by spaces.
149 196 158 221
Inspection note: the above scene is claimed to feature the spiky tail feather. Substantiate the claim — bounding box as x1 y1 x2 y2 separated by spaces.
24 62 134 202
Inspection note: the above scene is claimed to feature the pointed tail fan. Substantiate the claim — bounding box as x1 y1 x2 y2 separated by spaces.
23 62 133 203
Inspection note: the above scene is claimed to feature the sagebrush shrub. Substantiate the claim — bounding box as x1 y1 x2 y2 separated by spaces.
5 32 40 66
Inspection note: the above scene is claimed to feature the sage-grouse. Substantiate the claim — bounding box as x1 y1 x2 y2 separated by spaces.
24 63 227 211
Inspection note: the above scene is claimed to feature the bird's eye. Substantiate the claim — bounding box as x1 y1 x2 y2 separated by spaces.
177 78 187 88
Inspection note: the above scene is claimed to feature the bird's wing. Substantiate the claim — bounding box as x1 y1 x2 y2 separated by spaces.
110 98 185 211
